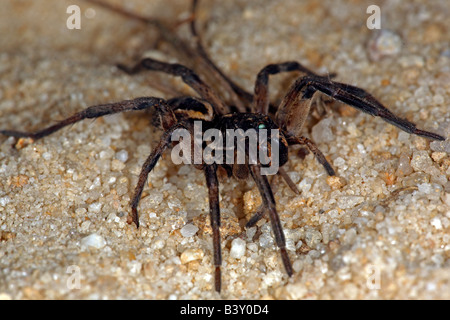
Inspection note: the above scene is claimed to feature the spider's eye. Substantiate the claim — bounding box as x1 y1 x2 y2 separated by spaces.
258 123 266 129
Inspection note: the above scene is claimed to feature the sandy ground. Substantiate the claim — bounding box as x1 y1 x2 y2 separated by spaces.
0 0 449 300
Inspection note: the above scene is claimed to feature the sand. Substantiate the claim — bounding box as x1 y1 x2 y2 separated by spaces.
0 0 449 299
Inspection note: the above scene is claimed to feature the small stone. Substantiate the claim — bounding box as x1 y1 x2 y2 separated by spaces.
80 233 106 249
259 232 274 248
128 260 142 274
431 152 446 163
0 196 11 206
298 177 313 193
75 207 87 215
180 248 204 264
326 176 346 190
42 152 52 160
140 192 164 208
180 224 199 238
432 94 444 105
115 150 129 162
230 238 246 259
111 159 126 171
142 262 156 279
244 276 259 292
88 202 102 213
285 283 307 299
396 153 413 176
292 259 304 273
304 229 322 248
430 217 442 230
246 226 257 240
333 157 346 169
243 189 261 215
342 228 357 245
417 183 432 194
99 149 114 159
411 150 433 172
444 193 450 206
79 220 91 233
367 29 402 61
151 238 165 250
311 117 334 143
14 137 34 150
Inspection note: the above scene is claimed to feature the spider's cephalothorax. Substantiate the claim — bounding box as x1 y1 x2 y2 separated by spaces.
215 113 290 177
1 0 446 293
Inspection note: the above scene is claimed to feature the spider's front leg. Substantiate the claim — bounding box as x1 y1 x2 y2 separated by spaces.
203 163 222 292
0 96 181 229
129 122 186 228
286 135 336 176
0 97 177 141
251 62 337 175
277 75 445 141
253 61 318 115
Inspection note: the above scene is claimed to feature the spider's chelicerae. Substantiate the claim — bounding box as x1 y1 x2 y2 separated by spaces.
1 0 446 292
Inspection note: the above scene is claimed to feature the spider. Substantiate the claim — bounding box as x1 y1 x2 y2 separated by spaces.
1 0 445 293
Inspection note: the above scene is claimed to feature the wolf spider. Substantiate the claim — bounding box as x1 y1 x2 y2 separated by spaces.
1 0 445 292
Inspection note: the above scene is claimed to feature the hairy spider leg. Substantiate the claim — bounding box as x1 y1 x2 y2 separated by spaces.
245 174 280 229
85 0 196 63
286 135 336 176
250 165 293 277
253 61 318 115
277 167 301 195
86 0 251 111
278 75 445 141
0 97 177 140
130 122 187 228
118 58 229 115
252 62 336 176
0 97 182 229
86 0 241 112
204 163 222 292
190 0 251 111
245 165 316 229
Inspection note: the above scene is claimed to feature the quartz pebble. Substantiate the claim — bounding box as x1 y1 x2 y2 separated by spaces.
180 248 204 264
312 118 334 143
80 233 106 249
115 150 128 162
230 238 246 259
180 224 198 237
367 29 402 61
